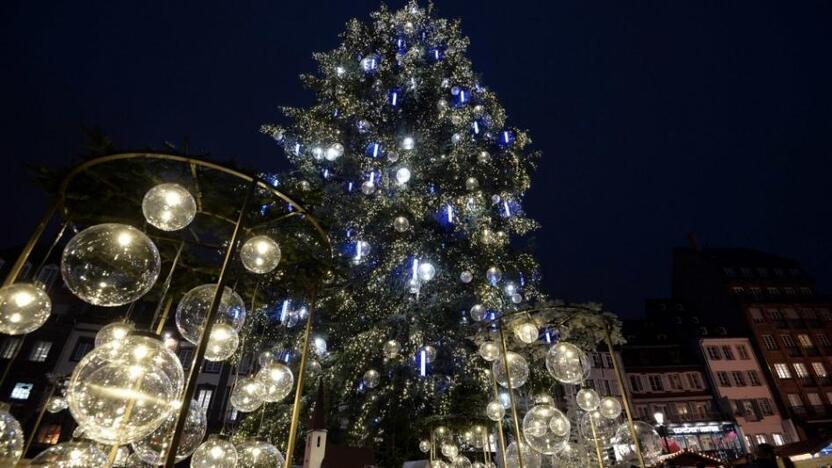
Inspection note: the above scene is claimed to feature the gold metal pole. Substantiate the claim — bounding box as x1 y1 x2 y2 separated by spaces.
498 325 524 468
481 428 490 465
431 431 436 462
587 408 606 467
22 383 56 455
2 199 59 287
150 241 184 334
153 297 174 336
605 327 645 468
491 373 508 468
162 179 257 467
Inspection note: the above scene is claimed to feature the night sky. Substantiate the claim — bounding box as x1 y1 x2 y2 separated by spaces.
2 1 831 317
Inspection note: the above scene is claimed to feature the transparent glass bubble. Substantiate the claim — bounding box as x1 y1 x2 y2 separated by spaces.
465 177 479 191
31 440 107 466
545 342 590 384
383 340 401 359
577 388 601 411
393 216 410 232
256 362 294 402
513 322 538 344
66 334 184 445
469 304 486 322
579 410 616 444
419 440 431 453
599 397 622 419
95 321 134 348
452 456 472 468
112 445 131 467
125 452 154 467
553 441 587 468
0 410 23 464
130 399 206 465
142 183 197 232
505 440 541 468
46 395 68 413
486 400 505 421
433 426 451 442
361 181 376 195
204 323 239 362
548 409 572 438
478 342 500 361
307 359 322 375
534 394 555 406
230 377 266 413
237 439 284 468
419 345 437 363
612 421 663 466
460 271 473 283
240 236 281 274
175 284 246 345
61 224 161 307
0 283 51 335
257 348 280 367
492 351 529 388
522 404 569 455
191 436 238 468
486 266 502 284
440 442 458 459
363 369 380 389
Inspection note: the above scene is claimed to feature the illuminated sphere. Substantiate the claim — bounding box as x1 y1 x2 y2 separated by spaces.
465 177 479 191
131 399 206 465
452 456 472 468
599 396 622 419
469 304 487 322
142 183 196 231
419 440 431 453
478 342 500 361
361 181 375 195
485 266 502 284
325 143 344 161
230 377 266 412
61 223 161 307
576 388 601 411
545 342 590 384
0 283 51 335
613 421 663 465
396 167 412 185
486 400 505 421
46 395 68 413
237 439 284 468
383 340 401 359
256 362 294 402
175 284 246 345
393 216 410 232
363 369 381 389
190 436 237 468
513 322 538 344
240 236 281 274
460 271 473 283
204 323 239 362
534 394 555 405
0 410 23 464
553 441 586 468
125 452 154 467
420 345 437 363
492 351 529 388
257 348 280 367
440 442 458 459
66 333 184 445
95 321 134 348
548 409 571 438
505 441 541 468
418 262 436 281
31 440 106 467
522 404 569 455
579 411 616 444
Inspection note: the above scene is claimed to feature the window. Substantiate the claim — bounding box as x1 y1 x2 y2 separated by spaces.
757 267 769 277
751 287 763 298
807 393 822 406
603 380 613 396
774 363 791 379
203 360 222 373
648 375 664 392
669 374 683 390
35 264 60 290
737 345 751 360
70 337 94 362
29 341 52 362
772 433 785 446
799 287 812 296
755 434 768 445
636 405 649 419
196 387 214 411
767 287 780 296
784 287 796 296
812 362 827 378
706 346 722 360
767 309 782 320
675 402 690 417
687 373 703 389
773 268 785 277
592 353 603 368
802 309 817 320
787 394 802 407
732 371 747 386
37 424 61 445
742 400 757 419
178 347 194 370
0 338 22 359
761 335 778 350
748 370 762 386
819 309 832 321
722 346 735 360
749 308 764 323
797 335 813 348
783 308 798 319
10 382 33 400
717 371 732 387
817 334 831 347
793 363 809 378
723 267 736 277
758 398 775 416
741 267 753 277
781 335 796 348
227 406 238 422
629 375 644 393
732 287 744 295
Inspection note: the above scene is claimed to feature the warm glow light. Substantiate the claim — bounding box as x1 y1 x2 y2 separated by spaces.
13 291 34 308
654 411 665 425
117 231 133 247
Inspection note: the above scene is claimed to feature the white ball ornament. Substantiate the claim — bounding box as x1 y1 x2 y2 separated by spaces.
175 284 246 345
452 456 472 468
545 342 591 385
599 396 623 419
418 262 436 282
325 143 344 161
95 320 134 348
396 167 412 185
204 323 239 362
383 340 401 359
256 362 294 402
513 322 538 344
142 183 197 231
469 304 487 322
0 409 23 464
131 399 207 465
361 180 376 195
61 223 161 307
419 440 431 453
400 136 415 150
492 351 529 389
478 342 500 361
522 404 570 454
465 177 479 191
393 216 410 232
576 388 601 411
612 421 663 466
440 442 458 459
240 235 281 274
477 151 491 163
486 400 505 421
460 271 473 283
419 345 437 363
236 439 285 468
0 283 51 335
190 436 237 468
363 369 381 389
485 266 502 284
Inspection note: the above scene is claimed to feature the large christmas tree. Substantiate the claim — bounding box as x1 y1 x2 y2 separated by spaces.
260 2 543 463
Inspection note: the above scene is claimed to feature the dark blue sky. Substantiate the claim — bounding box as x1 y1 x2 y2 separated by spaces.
2 1 831 317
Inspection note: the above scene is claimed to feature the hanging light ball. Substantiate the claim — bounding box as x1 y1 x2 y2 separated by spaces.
452 456 472 468
553 441 586 468
0 283 51 335
190 436 238 468
131 399 206 465
513 322 538 344
418 262 436 282
175 284 246 345
465 177 479 191
383 340 401 359
577 388 601 411
440 442 458 459
46 395 68 413
0 409 23 464
360 180 376 195
31 440 107 466
548 408 571 437
396 167 412 185
66 333 184 445
236 439 285 468
485 266 502 284
95 320 134 348
363 369 381 389
612 421 663 466
459 271 473 283
492 351 529 388
545 342 590 385
478 342 500 361
393 216 410 232
204 323 239 362
240 236 282 274
599 396 622 419
142 183 197 231
505 441 541 468
485 400 505 421
579 410 616 444
61 223 161 307
256 362 294 402
325 143 344 161
419 440 431 453
469 304 487 322
522 404 570 455
230 377 266 413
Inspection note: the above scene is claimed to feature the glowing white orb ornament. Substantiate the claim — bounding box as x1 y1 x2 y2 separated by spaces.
131 399 206 465
142 183 197 231
419 345 437 363
485 266 502 284
513 322 538 344
240 235 281 274
478 342 500 361
522 404 570 455
418 262 436 282
175 284 246 345
469 304 487 322
31 440 107 466
383 340 401 359
545 342 591 384
613 421 663 466
66 333 184 445
0 409 23 465
579 410 616 444
230 377 266 412
548 409 571 437
0 283 51 335
599 396 623 419
440 442 458 459
400 136 415 150
492 351 529 388
363 369 381 389
256 362 294 402
61 223 161 307
577 388 601 411
452 456 472 468
460 271 473 283
419 440 431 453
505 441 541 468
396 167 412 185
95 320 134 347
325 143 344 161
204 323 239 362
486 400 505 421
393 216 410 232
190 436 237 468
46 395 68 413
236 439 285 468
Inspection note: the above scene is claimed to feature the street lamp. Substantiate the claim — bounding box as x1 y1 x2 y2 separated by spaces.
654 411 671 455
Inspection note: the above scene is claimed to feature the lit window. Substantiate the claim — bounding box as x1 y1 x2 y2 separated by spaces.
797 334 813 348
29 341 52 362
772 433 785 446
0 338 22 359
773 363 791 379
787 394 802 407
736 345 750 360
10 382 33 400
812 362 827 378
755 434 768 445
793 363 809 378
37 424 61 445
807 393 822 406
196 387 214 411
